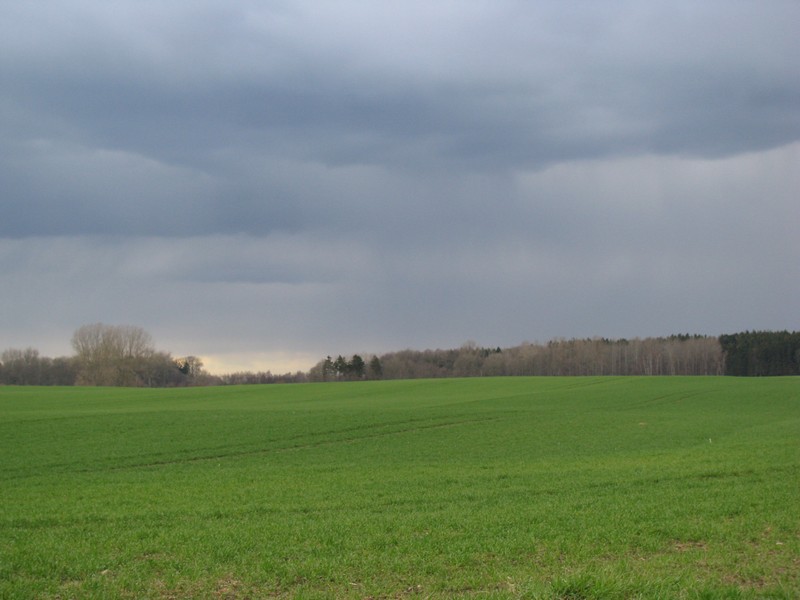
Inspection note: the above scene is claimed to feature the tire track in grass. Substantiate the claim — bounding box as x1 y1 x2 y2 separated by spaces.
613 388 715 411
4 415 503 479
111 415 503 471
0 415 434 478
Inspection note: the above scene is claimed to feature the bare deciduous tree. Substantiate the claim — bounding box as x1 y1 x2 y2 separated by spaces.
71 323 156 386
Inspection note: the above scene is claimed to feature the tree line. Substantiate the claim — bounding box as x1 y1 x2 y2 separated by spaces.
2 326 798 387
0 323 310 387
0 324 207 387
323 335 726 380
719 331 800 376
313 332 797 380
307 354 383 381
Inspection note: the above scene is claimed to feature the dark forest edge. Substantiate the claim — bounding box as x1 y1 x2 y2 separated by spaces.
1 325 799 387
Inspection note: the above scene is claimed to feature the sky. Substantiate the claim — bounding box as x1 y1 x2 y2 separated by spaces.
2 1 799 374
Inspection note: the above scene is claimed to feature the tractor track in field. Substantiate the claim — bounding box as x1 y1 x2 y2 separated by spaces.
111 415 504 470
3 415 504 479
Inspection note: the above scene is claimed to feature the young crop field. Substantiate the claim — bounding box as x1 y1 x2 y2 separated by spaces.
1 377 798 599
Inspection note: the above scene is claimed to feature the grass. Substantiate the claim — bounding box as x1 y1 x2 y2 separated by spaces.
0 377 798 598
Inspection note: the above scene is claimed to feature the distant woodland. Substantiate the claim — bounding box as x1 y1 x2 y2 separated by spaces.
1 325 799 387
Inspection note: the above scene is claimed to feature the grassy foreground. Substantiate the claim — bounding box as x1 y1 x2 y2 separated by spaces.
0 377 798 599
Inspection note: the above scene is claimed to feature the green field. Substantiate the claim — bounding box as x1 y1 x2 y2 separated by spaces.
1 377 798 599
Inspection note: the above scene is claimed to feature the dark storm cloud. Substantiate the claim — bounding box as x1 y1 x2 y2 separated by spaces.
4 2 798 172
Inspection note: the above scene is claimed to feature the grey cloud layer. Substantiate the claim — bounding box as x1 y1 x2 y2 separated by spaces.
1 1 798 365
4 2 798 237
